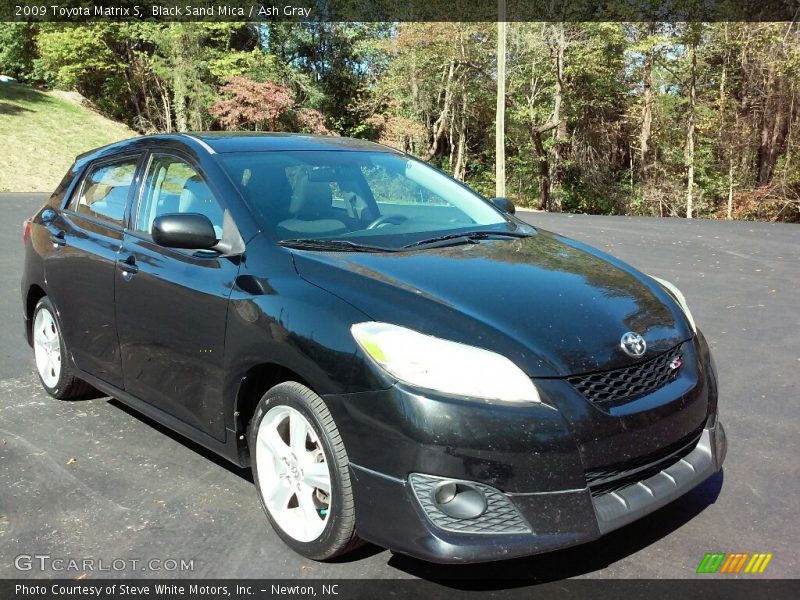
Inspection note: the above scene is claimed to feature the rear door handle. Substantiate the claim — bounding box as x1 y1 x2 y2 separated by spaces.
117 256 139 276
50 230 66 247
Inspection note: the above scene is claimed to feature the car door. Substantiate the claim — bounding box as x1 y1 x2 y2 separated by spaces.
115 152 241 441
43 154 143 388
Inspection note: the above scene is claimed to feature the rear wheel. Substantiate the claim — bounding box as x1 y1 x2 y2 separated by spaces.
248 382 361 560
32 297 93 399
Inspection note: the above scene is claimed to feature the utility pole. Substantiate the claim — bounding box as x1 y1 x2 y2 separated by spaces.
495 0 506 198
685 27 697 219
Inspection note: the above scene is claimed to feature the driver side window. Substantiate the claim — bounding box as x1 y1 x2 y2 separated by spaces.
135 155 224 239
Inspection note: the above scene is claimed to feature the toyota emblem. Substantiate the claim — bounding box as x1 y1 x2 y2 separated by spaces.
620 332 647 358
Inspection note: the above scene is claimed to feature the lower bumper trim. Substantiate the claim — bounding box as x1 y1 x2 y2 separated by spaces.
593 426 720 534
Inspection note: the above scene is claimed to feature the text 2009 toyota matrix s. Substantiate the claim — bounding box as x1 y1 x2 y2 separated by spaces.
21 133 726 563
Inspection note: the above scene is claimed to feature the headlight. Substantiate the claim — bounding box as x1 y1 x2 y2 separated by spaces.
350 322 540 403
650 276 697 333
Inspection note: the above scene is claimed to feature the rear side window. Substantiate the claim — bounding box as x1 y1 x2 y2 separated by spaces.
71 158 138 226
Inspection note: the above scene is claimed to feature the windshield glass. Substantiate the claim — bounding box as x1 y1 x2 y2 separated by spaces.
218 150 515 250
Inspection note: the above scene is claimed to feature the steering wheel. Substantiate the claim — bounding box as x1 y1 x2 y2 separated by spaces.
366 214 408 230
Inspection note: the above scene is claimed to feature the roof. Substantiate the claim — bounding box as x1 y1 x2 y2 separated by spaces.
182 132 393 154
74 133 399 167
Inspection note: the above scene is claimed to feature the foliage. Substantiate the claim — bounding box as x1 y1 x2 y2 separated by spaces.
0 21 798 221
209 76 329 134
0 23 36 81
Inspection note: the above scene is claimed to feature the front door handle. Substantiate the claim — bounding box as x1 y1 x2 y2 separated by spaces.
50 230 66 248
117 256 139 276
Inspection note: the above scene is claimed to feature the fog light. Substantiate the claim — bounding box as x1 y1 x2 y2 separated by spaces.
433 482 457 505
408 473 531 534
431 481 487 520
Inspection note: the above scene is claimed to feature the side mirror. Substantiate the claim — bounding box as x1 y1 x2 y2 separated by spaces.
491 197 515 214
151 213 218 250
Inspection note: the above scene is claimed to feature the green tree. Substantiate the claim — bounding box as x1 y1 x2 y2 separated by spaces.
0 23 37 81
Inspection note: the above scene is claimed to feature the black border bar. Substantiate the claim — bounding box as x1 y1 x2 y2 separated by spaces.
2 579 800 600
2 0 800 22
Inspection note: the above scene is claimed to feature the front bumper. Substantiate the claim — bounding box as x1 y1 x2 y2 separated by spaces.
324 334 725 563
345 420 725 563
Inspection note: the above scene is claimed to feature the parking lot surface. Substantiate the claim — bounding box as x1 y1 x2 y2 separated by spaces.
1 193 797 582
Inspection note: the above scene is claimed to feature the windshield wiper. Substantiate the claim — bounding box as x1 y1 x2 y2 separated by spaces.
403 229 533 249
279 238 395 253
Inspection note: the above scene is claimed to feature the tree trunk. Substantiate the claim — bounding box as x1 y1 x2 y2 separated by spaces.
531 127 551 210
639 24 655 173
727 157 734 219
454 95 468 181
427 60 457 159
757 71 793 186
174 83 188 132
757 67 777 185
157 79 173 133
549 22 566 213
448 115 456 169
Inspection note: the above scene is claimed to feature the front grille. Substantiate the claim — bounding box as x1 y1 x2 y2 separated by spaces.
585 424 704 497
568 343 686 407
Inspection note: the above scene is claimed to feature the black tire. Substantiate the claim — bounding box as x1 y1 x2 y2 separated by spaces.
31 297 94 400
248 381 362 560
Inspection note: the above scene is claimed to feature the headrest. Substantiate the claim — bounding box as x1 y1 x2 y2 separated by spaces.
243 167 293 218
289 175 333 219
179 175 206 213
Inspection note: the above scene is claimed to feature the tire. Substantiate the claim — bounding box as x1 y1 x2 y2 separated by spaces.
248 381 362 560
31 297 94 400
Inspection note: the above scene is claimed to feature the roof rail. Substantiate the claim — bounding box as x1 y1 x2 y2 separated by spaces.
179 134 217 154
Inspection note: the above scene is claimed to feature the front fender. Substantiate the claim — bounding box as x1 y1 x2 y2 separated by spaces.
221 237 376 447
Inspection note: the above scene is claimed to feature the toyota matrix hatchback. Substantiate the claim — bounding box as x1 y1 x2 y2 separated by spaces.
22 133 726 563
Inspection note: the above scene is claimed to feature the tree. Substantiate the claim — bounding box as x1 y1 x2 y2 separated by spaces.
209 76 329 134
266 22 390 135
4 21 799 221
0 23 36 81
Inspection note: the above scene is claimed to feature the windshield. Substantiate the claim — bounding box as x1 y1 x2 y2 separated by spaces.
218 150 516 250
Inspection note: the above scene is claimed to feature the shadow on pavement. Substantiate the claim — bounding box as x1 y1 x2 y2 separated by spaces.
106 397 252 481
106 395 390 562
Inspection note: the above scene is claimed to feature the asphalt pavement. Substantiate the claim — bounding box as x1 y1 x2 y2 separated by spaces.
0 193 797 583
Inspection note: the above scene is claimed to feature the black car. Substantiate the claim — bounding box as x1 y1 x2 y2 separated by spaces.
21 133 726 563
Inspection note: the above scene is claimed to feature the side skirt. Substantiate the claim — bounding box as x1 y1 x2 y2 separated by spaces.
74 368 246 468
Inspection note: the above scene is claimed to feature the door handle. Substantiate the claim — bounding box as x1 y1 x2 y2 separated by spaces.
117 256 139 276
50 230 66 248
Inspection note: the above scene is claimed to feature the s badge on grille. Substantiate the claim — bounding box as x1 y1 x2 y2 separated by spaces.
620 332 646 358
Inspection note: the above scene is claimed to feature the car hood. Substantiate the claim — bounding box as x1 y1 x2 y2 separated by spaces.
291 229 693 378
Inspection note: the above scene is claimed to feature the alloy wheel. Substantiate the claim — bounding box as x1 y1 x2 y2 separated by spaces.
255 405 332 542
33 307 61 388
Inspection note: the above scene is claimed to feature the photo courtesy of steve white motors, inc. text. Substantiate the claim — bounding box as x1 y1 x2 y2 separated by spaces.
15 583 340 597
13 3 315 18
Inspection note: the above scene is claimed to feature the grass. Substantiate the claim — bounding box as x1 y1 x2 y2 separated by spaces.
0 83 135 192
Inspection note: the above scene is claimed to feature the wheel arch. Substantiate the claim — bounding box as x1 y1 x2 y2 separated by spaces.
232 362 313 464
24 284 47 345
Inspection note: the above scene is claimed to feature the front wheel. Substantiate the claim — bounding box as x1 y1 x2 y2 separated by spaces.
248 382 361 560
